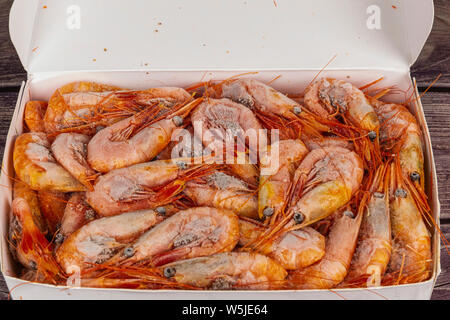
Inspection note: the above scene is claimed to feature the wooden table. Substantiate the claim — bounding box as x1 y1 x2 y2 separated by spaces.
0 0 449 300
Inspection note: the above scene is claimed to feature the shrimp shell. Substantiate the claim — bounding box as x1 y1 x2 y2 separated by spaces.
13 132 86 192
239 219 325 270
24 101 47 132
111 207 239 266
56 209 163 273
184 172 258 219
51 133 97 189
161 252 287 290
289 211 362 289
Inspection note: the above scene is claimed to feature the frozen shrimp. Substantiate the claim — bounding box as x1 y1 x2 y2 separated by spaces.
289 209 363 289
59 193 97 239
215 78 328 139
258 139 308 219
37 190 69 235
56 209 163 273
13 181 48 235
304 78 380 133
51 133 98 189
344 165 391 287
110 207 239 266
184 172 258 219
239 218 325 270
384 162 432 284
87 98 202 173
24 101 47 132
85 159 216 217
9 197 62 282
13 132 85 192
44 81 192 134
287 146 363 229
160 252 287 290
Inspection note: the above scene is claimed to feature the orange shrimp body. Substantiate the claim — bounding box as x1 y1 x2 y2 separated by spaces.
385 164 431 284
217 78 327 139
24 101 47 132
111 207 239 267
288 146 364 229
258 139 308 219
191 98 266 156
13 132 86 192
345 167 391 287
44 81 191 135
51 133 98 189
289 211 362 289
184 172 258 219
56 209 163 273
37 190 69 236
9 197 62 282
85 159 207 217
239 219 325 270
13 181 48 235
162 252 287 290
60 193 97 238
370 98 424 188
304 78 380 132
87 98 200 173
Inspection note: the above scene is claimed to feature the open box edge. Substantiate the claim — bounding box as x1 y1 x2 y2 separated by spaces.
0 73 441 300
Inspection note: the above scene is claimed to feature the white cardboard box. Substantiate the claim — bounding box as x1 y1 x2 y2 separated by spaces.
1 0 440 299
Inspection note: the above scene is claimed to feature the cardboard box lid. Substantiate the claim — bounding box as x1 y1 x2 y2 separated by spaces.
10 0 434 74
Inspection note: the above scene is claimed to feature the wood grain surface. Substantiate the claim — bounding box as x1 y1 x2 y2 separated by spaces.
0 0 449 300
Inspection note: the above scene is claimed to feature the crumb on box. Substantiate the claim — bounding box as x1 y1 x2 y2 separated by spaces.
43 5 47 9
32 47 39 52
104 48 107 52
154 29 159 33
392 5 397 9
157 22 162 26
93 58 97 62
226 50 230 54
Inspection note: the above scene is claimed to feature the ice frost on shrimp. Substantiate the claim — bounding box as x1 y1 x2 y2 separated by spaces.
110 207 239 267
56 209 163 273
87 98 201 173
184 171 258 219
161 252 287 290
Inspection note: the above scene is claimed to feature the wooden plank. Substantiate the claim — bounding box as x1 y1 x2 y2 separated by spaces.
0 0 449 88
412 0 450 88
0 0 26 88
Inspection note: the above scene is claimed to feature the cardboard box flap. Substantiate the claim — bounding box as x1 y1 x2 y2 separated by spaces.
10 0 434 74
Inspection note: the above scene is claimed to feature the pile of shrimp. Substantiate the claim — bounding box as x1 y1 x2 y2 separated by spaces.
7 77 441 292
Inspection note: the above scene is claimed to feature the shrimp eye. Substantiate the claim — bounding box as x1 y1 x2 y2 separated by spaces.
293 106 302 115
163 267 176 278
344 210 355 219
172 116 184 127
155 206 167 215
293 212 305 224
176 161 188 170
29 261 37 270
410 172 420 182
263 207 274 217
55 233 65 244
368 131 377 141
373 192 385 199
395 188 407 198
123 247 135 258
